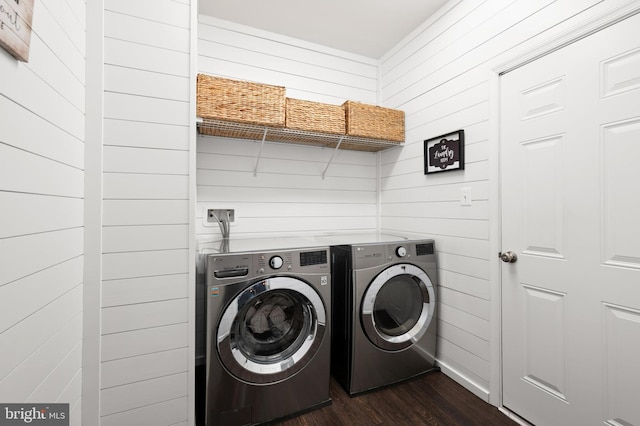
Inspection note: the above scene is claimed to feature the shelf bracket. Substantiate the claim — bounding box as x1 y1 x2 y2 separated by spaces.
254 128 268 176
322 135 345 179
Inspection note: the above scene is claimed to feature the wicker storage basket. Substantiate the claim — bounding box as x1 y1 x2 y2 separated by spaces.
196 74 286 127
343 101 405 142
285 98 345 135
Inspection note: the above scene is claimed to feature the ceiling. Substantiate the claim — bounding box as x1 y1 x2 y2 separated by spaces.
198 0 451 59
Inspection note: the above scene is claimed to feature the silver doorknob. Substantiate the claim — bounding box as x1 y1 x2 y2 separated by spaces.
499 251 518 263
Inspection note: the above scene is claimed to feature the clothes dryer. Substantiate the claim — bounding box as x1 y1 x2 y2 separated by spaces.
204 244 331 425
330 238 438 395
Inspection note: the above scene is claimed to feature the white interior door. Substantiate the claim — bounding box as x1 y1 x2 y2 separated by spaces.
500 11 640 426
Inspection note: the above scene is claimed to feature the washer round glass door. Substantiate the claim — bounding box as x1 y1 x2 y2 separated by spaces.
217 276 326 384
361 264 434 351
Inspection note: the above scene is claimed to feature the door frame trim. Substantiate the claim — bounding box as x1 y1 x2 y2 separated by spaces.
488 0 640 409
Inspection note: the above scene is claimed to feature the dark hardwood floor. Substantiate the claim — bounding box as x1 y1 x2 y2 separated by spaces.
271 372 518 426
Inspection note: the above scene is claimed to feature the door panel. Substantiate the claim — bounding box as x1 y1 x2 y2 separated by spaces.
602 119 640 268
521 134 566 258
520 76 565 120
501 11 640 426
521 285 567 402
601 47 640 97
603 304 640 424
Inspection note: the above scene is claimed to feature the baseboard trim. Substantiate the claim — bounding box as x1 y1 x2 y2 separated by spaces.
498 407 533 426
436 360 490 403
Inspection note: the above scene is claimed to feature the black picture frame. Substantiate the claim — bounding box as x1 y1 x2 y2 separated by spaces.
424 130 465 174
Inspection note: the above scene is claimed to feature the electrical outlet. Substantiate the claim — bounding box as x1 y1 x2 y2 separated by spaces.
207 209 235 223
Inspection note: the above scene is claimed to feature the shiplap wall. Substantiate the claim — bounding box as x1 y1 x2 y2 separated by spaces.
197 16 381 241
99 1 192 424
0 1 86 424
378 0 627 400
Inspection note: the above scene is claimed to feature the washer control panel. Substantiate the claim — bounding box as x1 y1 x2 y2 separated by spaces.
209 247 330 281
257 249 329 274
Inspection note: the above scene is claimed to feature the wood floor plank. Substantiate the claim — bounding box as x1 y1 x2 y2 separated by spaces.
271 372 517 426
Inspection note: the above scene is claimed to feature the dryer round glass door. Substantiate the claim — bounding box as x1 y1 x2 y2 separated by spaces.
216 276 327 384
361 263 435 351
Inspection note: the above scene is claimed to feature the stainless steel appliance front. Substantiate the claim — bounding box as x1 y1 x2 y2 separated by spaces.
331 239 438 395
205 247 331 425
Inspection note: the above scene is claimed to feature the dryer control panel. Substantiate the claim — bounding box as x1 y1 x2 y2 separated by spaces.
352 240 436 269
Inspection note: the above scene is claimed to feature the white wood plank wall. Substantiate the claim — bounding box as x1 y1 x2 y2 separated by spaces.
100 1 192 424
0 1 86 424
197 16 381 241
378 0 625 399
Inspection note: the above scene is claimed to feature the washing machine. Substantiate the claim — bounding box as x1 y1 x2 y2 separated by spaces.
204 243 332 425
330 237 438 395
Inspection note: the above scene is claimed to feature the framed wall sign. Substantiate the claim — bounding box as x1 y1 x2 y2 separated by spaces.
424 129 465 174
0 0 35 62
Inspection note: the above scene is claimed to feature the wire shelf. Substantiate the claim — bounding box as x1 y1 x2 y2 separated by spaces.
197 118 402 152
